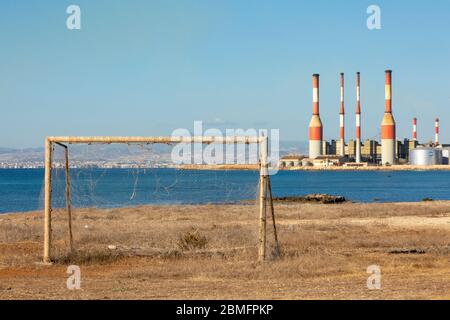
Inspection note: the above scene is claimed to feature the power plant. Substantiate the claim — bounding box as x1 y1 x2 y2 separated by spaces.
308 74 323 159
412 118 417 141
381 70 396 165
435 118 439 145
284 70 449 168
355 72 362 163
339 73 345 157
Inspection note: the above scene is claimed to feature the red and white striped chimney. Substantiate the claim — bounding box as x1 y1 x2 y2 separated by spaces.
381 70 396 165
412 118 417 141
309 74 323 158
339 73 345 156
355 72 361 163
435 118 439 145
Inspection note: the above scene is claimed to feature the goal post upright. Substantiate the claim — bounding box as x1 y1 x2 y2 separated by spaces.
258 135 268 262
64 145 74 254
42 135 275 263
52 142 74 255
43 138 53 264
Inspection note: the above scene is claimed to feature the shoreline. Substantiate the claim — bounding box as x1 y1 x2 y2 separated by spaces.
2 198 449 216
178 164 450 171
280 164 450 171
2 164 450 171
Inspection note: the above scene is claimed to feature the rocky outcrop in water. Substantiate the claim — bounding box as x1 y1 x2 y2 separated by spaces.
274 194 346 204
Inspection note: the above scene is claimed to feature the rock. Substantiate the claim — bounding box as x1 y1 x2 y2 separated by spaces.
108 245 117 250
274 194 346 204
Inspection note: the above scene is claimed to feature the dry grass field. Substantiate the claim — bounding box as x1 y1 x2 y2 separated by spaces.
1 200 450 299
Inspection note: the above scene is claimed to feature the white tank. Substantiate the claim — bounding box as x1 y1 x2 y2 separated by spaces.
409 147 442 165
442 147 450 165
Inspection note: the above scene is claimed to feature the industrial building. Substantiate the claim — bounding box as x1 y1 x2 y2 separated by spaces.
308 74 323 159
280 137 440 168
380 70 396 165
279 70 447 169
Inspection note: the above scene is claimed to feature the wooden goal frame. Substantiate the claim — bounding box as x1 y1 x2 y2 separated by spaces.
42 136 278 263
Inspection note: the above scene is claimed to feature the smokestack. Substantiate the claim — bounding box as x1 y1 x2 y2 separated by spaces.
435 118 439 145
381 70 396 165
413 118 417 141
309 74 323 159
339 73 345 156
355 72 361 163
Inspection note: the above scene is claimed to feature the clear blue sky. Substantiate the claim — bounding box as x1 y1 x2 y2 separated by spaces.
1 0 449 148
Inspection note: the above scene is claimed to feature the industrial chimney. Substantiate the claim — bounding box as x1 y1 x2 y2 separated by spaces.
435 118 439 145
355 72 361 163
381 70 396 165
309 74 323 159
339 73 345 156
413 118 417 141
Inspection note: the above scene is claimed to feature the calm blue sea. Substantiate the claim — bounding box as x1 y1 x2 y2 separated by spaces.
1 168 450 213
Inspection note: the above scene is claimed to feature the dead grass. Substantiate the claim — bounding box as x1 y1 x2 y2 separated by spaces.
52 249 124 265
1 201 450 299
176 228 208 251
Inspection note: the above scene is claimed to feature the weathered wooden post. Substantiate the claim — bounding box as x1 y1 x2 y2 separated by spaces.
43 138 53 263
267 178 280 257
258 136 269 262
64 145 74 254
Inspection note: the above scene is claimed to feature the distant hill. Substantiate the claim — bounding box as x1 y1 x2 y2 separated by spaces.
0 141 308 165
279 141 308 156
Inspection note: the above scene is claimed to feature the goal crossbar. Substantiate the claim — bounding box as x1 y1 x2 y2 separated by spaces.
46 136 265 144
43 136 277 264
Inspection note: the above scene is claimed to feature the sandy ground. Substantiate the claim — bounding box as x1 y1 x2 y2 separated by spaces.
1 201 450 299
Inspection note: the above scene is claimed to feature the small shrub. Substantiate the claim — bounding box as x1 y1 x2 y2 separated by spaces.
177 228 208 251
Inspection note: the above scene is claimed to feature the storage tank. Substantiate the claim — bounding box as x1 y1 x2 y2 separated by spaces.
442 147 450 165
409 147 442 165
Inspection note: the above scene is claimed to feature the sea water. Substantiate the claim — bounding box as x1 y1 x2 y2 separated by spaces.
1 168 449 213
